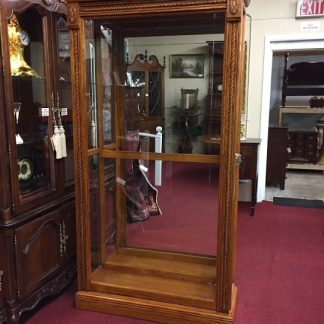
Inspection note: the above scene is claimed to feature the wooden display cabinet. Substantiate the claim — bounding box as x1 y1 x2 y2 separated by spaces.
0 1 75 322
67 0 250 323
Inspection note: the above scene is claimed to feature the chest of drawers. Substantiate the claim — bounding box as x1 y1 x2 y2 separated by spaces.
288 130 319 163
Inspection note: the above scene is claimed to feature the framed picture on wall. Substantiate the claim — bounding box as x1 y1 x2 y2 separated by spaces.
170 54 204 78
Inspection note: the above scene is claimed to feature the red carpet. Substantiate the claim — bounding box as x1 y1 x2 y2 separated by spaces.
127 162 219 254
23 201 324 324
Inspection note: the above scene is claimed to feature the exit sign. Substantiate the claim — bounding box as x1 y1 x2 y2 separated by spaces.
296 0 324 17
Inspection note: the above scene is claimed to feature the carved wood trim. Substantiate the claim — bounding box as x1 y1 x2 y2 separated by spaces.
3 0 67 17
70 28 87 288
10 263 75 321
67 4 79 28
227 0 242 21
19 219 59 256
78 0 226 16
216 19 241 313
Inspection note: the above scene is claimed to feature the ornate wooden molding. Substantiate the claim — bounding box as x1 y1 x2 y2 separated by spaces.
41 0 66 11
70 28 87 286
227 0 242 20
9 264 75 321
4 0 67 18
216 21 240 313
68 4 79 28
78 0 226 15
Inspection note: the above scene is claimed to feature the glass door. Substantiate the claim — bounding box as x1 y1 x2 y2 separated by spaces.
1 6 68 212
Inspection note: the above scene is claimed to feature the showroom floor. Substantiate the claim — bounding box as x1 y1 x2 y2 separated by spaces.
265 169 324 201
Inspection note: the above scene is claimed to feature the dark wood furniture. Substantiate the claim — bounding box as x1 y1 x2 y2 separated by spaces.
0 1 75 322
67 0 249 323
287 129 319 164
240 139 261 216
126 52 165 151
266 126 288 190
281 52 324 107
280 53 324 170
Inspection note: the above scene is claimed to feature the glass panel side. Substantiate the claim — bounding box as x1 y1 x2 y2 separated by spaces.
84 21 114 148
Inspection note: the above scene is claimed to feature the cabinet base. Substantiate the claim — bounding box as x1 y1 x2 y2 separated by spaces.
8 262 75 323
76 287 237 324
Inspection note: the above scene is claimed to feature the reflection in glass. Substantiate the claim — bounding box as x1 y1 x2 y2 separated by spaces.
85 12 223 259
126 52 165 151
125 35 223 155
121 161 219 256
85 21 114 147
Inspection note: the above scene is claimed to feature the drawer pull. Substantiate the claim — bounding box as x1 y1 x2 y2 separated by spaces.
59 221 69 256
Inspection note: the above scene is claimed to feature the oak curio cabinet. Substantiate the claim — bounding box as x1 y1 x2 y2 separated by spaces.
0 0 75 322
67 0 249 323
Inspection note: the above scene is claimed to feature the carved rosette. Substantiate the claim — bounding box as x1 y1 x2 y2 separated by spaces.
227 0 242 20
67 4 79 29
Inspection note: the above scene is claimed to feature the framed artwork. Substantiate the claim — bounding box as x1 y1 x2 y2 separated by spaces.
170 54 204 78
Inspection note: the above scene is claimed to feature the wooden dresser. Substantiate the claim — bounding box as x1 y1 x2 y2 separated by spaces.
239 139 261 216
266 126 288 190
287 129 319 164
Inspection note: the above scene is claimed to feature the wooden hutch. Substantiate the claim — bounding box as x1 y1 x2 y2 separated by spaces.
66 0 250 323
0 1 75 322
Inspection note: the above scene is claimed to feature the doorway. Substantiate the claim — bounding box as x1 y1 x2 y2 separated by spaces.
258 34 324 202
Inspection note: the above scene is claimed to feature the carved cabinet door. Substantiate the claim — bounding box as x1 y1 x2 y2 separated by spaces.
14 210 62 300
